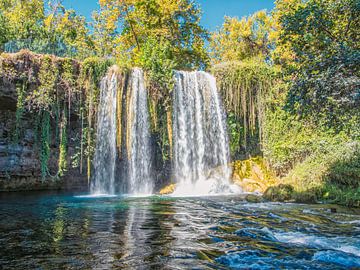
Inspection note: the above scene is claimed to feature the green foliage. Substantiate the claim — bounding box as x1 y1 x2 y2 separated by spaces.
43 6 94 59
213 59 279 156
27 55 58 111
81 57 114 86
58 107 67 177
275 0 360 126
322 185 360 207
210 10 276 64
0 0 45 49
0 0 94 59
263 184 294 202
138 37 176 99
227 113 242 156
96 0 209 69
279 140 360 206
40 110 51 179
13 81 26 143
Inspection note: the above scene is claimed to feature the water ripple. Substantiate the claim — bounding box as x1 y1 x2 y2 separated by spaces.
0 192 359 269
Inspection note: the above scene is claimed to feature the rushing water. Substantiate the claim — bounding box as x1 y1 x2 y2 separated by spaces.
91 71 118 195
172 71 239 196
127 68 153 195
0 192 359 269
92 68 153 195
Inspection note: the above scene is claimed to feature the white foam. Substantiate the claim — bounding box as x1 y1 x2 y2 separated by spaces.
171 177 242 197
75 194 118 198
274 231 360 257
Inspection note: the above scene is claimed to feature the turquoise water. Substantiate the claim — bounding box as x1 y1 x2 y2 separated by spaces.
0 192 359 269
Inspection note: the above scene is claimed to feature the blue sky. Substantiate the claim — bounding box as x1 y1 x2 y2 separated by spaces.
62 0 275 31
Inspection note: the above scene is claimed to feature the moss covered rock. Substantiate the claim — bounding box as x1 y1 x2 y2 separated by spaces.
231 157 277 193
159 183 176 195
263 184 294 202
245 194 264 203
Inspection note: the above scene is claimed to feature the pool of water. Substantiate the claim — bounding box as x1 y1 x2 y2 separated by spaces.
0 191 359 269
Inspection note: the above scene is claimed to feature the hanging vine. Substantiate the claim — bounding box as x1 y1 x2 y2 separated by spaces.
212 60 279 156
40 110 51 179
79 57 114 183
58 106 67 177
13 81 26 143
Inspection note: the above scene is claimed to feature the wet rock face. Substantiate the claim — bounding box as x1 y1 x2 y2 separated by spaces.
0 88 87 192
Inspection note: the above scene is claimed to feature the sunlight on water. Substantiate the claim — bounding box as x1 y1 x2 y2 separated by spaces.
0 192 359 269
75 194 119 198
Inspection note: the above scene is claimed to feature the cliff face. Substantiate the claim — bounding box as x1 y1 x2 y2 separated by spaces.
0 51 87 191
0 51 171 192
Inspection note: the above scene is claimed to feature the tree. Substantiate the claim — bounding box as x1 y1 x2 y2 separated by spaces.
44 1 94 59
275 0 360 127
0 0 94 58
94 0 209 70
210 10 276 64
0 0 45 49
91 1 120 57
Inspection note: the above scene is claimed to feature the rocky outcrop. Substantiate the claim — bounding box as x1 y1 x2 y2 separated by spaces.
0 51 87 191
231 157 277 193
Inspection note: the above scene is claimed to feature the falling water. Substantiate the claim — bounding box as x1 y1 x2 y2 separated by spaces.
126 68 153 195
91 71 118 195
91 67 153 195
172 71 240 196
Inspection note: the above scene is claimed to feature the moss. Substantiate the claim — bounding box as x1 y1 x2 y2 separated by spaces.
58 107 67 177
231 157 277 193
13 81 26 143
40 110 51 180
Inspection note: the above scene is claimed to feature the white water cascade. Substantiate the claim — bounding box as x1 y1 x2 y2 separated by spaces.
91 71 118 195
91 68 153 195
126 68 153 195
172 71 240 196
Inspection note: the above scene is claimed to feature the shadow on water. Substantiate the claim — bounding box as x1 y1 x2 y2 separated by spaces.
0 191 359 269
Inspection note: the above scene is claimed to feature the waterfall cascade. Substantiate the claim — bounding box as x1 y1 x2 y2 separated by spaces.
91 71 118 195
91 67 238 196
126 68 153 195
91 68 153 195
172 71 240 196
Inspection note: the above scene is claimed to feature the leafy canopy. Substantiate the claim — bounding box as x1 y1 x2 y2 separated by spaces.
275 0 360 127
94 0 209 70
0 0 94 59
210 10 276 64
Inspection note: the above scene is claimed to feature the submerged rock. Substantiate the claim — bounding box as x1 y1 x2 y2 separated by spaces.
263 184 294 202
293 191 317 204
245 194 264 203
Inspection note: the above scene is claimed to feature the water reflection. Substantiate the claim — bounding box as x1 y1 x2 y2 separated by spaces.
0 192 359 269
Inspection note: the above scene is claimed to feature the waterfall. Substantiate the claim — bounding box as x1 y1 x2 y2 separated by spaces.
91 67 153 195
91 71 118 195
126 68 153 195
172 71 239 195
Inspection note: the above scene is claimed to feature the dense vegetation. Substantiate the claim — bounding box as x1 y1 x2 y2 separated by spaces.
0 0 359 206
210 0 359 206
